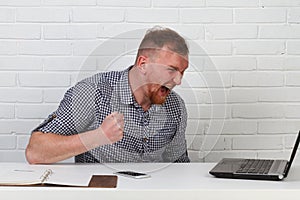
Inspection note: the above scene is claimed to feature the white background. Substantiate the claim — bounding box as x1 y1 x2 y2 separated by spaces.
0 0 300 163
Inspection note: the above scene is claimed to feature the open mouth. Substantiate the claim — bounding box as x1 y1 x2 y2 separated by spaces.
160 85 171 96
151 85 172 104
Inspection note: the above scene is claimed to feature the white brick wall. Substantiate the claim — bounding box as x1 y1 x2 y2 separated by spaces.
0 0 300 163
17 8 70 23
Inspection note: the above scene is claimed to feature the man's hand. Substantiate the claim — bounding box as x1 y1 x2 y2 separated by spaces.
98 112 124 144
77 111 124 151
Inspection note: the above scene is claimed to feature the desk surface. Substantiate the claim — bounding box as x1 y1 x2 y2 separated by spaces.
1 162 300 200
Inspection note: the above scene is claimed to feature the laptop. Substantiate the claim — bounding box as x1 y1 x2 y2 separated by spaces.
209 131 300 181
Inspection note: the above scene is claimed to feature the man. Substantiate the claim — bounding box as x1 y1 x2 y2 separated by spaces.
26 26 190 164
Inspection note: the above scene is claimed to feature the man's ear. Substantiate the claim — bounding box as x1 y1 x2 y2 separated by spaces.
136 55 147 74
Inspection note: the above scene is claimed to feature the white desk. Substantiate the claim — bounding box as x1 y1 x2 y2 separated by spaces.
1 162 300 200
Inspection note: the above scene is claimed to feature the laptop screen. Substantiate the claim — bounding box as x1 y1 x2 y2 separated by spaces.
284 131 300 177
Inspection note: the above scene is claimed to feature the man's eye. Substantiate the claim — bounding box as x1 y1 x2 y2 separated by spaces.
168 67 177 72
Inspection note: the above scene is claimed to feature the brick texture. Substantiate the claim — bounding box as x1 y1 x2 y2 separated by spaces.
0 1 300 163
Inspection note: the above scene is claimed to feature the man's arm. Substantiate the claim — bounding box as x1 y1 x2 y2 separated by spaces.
26 112 124 164
162 95 190 163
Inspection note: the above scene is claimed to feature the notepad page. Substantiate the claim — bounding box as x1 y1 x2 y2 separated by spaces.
43 165 93 186
0 166 47 185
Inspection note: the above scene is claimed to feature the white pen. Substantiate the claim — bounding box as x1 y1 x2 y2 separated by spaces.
14 169 34 172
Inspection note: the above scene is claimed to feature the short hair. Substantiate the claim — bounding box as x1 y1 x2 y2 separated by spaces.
135 26 189 62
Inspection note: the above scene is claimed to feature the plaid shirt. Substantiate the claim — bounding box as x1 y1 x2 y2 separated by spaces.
34 66 190 163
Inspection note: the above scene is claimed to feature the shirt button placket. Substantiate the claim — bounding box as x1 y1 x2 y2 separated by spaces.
143 111 150 145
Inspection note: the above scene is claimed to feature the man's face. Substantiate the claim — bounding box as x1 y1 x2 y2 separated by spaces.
144 49 188 105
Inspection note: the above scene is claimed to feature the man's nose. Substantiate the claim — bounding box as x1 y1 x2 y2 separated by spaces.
173 71 183 85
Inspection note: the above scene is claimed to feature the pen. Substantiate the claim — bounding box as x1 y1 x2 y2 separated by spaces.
14 169 34 172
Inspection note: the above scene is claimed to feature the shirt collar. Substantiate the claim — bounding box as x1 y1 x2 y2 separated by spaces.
118 66 135 105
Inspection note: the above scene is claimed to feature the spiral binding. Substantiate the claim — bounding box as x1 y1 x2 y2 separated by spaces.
40 169 53 184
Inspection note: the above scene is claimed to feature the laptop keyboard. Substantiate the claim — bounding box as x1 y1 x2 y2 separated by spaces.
236 159 274 174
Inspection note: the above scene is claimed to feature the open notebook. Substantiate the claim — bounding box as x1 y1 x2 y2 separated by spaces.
0 164 117 187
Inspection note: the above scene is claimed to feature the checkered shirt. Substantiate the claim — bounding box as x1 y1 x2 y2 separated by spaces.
34 66 190 163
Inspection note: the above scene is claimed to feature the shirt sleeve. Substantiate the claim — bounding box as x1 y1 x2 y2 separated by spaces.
162 95 190 163
32 81 97 136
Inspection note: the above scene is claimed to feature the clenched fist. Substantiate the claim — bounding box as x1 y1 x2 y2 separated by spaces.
98 112 124 144
79 112 124 151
